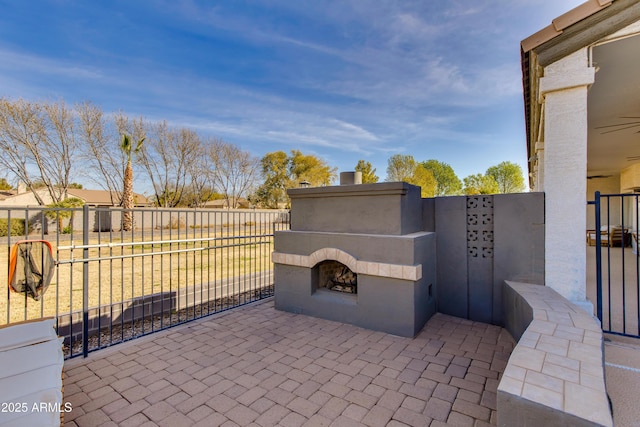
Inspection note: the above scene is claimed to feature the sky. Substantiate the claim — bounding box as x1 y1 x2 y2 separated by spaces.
0 0 586 189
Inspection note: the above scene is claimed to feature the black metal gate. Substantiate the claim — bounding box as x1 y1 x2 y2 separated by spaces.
588 191 640 338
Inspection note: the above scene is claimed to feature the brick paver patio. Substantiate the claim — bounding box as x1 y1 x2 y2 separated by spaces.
63 299 515 427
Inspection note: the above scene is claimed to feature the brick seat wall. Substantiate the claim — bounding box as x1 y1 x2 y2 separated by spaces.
498 281 613 427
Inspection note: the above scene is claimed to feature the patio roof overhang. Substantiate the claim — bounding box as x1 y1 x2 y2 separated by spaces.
521 0 640 187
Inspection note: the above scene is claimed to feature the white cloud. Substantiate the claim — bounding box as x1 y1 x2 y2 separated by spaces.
328 119 380 142
0 47 103 81
0 0 547 182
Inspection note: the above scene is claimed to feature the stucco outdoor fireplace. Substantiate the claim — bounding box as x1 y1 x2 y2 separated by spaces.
272 181 436 337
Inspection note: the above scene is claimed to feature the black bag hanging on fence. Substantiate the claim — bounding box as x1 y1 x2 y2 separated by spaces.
8 240 55 301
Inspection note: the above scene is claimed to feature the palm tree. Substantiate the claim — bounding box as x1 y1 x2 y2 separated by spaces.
45 197 84 233
120 134 145 231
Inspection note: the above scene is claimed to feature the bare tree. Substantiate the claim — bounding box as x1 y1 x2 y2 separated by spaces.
138 122 202 207
42 100 78 200
0 98 46 204
77 102 124 205
185 143 215 207
0 98 261 212
207 139 259 208
0 98 77 205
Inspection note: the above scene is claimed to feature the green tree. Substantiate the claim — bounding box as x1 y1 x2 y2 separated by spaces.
120 134 145 231
385 154 436 197
386 154 417 182
253 150 337 208
46 197 84 233
486 161 526 193
255 151 290 209
463 174 499 195
421 160 461 196
355 160 379 183
289 150 337 187
0 178 12 191
409 165 437 197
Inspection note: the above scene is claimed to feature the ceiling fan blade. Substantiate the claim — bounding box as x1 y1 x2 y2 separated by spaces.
595 121 640 129
599 123 640 134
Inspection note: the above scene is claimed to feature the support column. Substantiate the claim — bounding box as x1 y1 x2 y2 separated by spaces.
539 48 595 312
534 141 544 190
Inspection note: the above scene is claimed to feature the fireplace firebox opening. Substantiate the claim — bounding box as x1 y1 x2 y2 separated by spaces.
314 260 357 294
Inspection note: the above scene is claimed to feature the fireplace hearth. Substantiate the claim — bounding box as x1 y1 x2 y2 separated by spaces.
317 260 357 294
273 181 437 337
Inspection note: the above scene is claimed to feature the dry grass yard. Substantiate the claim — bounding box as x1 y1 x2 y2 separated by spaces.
0 229 275 325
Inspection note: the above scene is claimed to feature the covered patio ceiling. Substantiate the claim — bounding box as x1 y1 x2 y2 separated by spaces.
588 30 640 178
521 1 640 185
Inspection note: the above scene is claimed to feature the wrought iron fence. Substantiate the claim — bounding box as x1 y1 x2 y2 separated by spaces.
1 206 290 358
588 191 640 338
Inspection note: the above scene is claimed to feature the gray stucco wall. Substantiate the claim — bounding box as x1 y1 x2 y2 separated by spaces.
288 182 423 235
497 392 605 427
430 192 544 325
501 281 534 341
431 196 468 319
493 193 545 324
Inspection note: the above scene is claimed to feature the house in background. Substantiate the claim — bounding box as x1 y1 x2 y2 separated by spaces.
521 0 640 311
0 186 150 207
203 197 251 209
0 187 152 232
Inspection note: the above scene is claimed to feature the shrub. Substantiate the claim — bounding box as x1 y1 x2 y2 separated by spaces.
0 218 29 237
165 215 186 229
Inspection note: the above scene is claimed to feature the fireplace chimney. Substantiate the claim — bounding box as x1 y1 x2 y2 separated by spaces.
339 171 362 185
